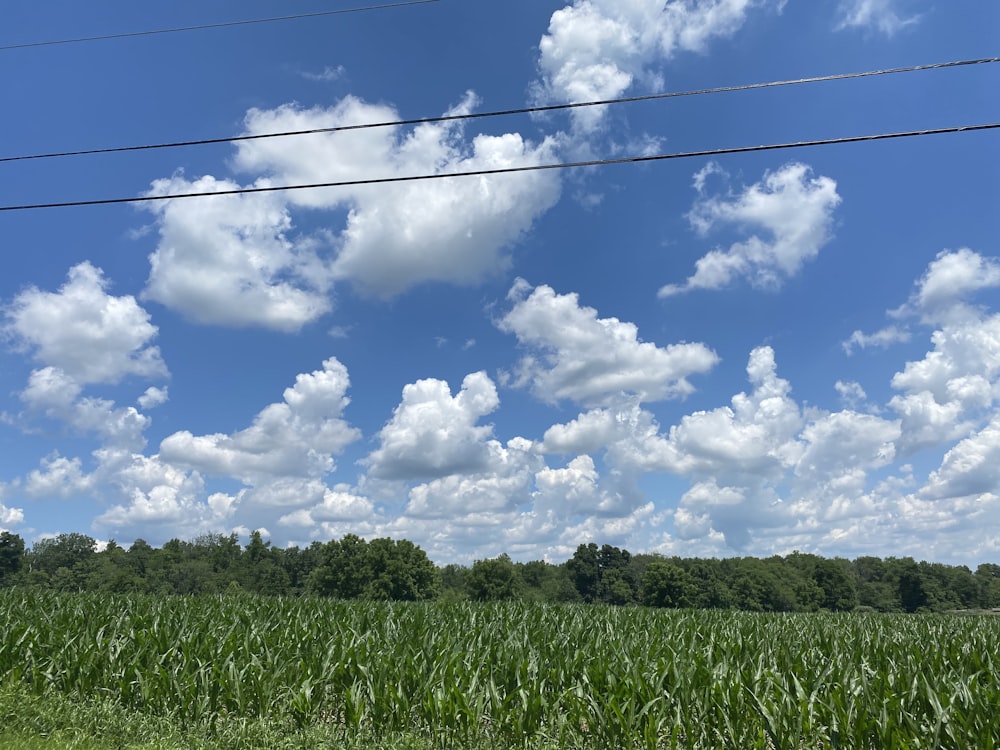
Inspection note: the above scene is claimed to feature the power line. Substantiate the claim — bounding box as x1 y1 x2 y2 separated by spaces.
2 123 995 213
0 0 441 51
1 56 997 165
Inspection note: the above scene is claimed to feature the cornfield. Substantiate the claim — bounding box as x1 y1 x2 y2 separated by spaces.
1 590 997 748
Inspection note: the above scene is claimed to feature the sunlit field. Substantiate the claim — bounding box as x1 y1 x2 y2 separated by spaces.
2 590 997 749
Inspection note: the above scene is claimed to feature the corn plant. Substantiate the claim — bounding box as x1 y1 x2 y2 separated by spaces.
1 590 998 748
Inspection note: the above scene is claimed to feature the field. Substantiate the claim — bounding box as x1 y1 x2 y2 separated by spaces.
1 590 998 749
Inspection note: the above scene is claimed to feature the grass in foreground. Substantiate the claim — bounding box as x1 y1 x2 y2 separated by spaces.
0 680 475 750
2 591 999 748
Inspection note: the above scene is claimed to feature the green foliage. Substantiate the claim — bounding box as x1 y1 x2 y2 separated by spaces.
309 535 437 601
566 543 638 604
1 592 999 749
0 532 25 586
640 561 693 608
8 530 994 615
467 555 521 601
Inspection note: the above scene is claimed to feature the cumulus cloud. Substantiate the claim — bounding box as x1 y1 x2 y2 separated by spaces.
533 454 627 516
142 176 333 331
499 279 718 405
872 250 1000 454
19 367 151 452
24 454 92 499
278 484 375 527
637 346 899 550
659 162 841 296
160 357 360 482
234 94 562 296
5 262 167 384
95 453 237 539
899 248 1000 325
404 438 540 518
655 346 803 477
365 372 501 481
534 0 780 131
0 484 24 528
919 417 1000 501
836 0 921 35
137 387 169 410
794 411 898 482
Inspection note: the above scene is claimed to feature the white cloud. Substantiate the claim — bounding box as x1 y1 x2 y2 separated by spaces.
646 347 899 551
95 453 238 539
794 411 899 482
404 438 540 518
920 416 1000 501
533 454 626 515
534 0 778 131
0 483 24 528
160 357 360 481
142 175 333 331
20 367 82 411
302 65 346 82
541 396 679 474
137 387 169 410
888 318 1000 454
234 94 562 296
278 485 375 526
836 0 921 35
499 279 718 405
840 250 1000 455
5 262 167 384
548 501 657 556
365 372 501 480
19 367 151 451
656 346 803 477
0 503 24 528
240 478 327 509
834 380 867 410
24 454 92 499
842 325 911 355
904 248 1000 325
659 162 841 296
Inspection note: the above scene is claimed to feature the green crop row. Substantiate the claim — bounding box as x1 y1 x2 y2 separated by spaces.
0 590 997 748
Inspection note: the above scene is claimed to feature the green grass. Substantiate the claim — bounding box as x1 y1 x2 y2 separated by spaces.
0 680 464 750
2 590 999 748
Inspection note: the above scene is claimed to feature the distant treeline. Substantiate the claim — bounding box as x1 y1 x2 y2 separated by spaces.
0 531 997 613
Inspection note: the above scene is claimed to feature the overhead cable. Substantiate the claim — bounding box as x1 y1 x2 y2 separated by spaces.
0 0 441 51
1 56 997 165
1 122 996 213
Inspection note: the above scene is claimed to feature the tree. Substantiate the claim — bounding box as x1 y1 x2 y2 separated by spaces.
895 558 929 613
641 561 694 608
30 533 97 590
364 538 438 601
0 532 25 586
565 543 638 604
565 543 600 602
309 535 437 601
309 534 370 599
467 555 521 601
813 558 857 611
975 563 1000 608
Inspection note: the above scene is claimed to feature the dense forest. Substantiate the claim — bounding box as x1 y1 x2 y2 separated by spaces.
1 530 998 613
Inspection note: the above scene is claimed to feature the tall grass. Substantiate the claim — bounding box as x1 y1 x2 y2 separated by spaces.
1 590 997 748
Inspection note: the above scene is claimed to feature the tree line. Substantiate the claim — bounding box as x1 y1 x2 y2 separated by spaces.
1 530 998 613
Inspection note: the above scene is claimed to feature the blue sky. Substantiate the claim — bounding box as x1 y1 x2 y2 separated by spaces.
1 0 998 565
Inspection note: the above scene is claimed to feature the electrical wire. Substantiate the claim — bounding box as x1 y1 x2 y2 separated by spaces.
0 0 441 51
2 57 996 165
1 122 995 213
